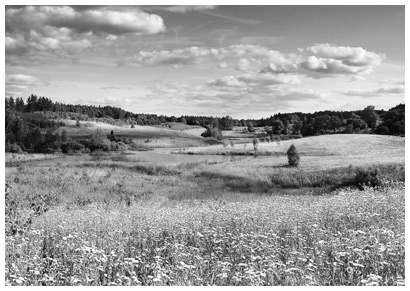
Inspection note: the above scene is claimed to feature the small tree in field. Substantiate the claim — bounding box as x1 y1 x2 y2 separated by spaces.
253 138 259 152
287 144 300 167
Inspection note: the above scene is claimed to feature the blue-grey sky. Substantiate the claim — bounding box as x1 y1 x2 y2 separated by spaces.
5 4 405 118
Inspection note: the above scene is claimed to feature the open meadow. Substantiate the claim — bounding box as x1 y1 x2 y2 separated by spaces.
5 131 405 286
4 4 405 287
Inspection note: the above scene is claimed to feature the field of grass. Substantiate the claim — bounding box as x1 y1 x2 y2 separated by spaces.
59 119 218 148
5 153 61 165
5 134 405 286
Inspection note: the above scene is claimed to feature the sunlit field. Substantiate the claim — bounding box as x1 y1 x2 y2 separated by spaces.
5 134 405 286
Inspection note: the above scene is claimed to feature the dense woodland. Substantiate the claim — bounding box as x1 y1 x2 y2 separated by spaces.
5 94 405 153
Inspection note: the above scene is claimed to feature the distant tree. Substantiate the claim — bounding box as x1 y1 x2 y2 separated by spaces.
292 121 303 135
44 129 56 146
345 123 354 134
61 129 68 142
247 121 255 132
89 128 111 151
201 125 223 140
287 144 300 167
25 128 43 150
272 119 284 135
15 97 25 112
220 116 234 130
110 130 115 141
360 105 378 129
253 138 259 152
329 116 341 133
348 118 368 132
314 114 331 134
76 119 81 127
375 126 389 135
282 119 290 135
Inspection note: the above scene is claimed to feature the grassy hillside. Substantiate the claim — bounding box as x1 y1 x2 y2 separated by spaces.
59 119 217 148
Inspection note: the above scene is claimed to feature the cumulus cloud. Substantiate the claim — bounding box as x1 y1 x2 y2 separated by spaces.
207 72 300 93
299 44 385 77
236 58 251 72
5 35 28 55
6 74 45 85
5 74 48 96
339 86 405 98
120 43 383 80
304 43 384 67
6 6 165 36
118 46 218 67
260 43 385 78
5 6 166 65
118 44 292 70
217 62 229 69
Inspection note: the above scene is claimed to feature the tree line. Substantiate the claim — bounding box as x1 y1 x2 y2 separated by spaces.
5 94 405 153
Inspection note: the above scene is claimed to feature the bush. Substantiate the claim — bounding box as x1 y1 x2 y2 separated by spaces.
287 144 300 167
201 126 223 140
355 166 383 190
375 126 389 135
252 138 259 151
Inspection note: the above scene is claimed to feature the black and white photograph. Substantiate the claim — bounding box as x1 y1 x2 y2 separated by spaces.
4 2 406 286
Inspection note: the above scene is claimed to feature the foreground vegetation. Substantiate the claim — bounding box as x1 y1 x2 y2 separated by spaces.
5 153 405 286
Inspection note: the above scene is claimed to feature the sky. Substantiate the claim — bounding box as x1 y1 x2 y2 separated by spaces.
4 3 405 119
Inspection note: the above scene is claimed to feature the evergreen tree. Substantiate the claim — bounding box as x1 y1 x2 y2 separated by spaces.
287 144 300 167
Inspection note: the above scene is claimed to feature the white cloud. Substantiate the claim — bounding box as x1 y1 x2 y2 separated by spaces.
5 6 166 65
236 58 251 72
261 43 385 78
5 74 48 96
217 62 229 69
339 86 405 98
118 44 292 71
6 74 43 85
120 43 383 80
6 6 166 36
349 76 366 82
118 46 217 67
299 43 385 77
5 35 28 55
304 43 384 66
163 6 217 13
207 73 300 93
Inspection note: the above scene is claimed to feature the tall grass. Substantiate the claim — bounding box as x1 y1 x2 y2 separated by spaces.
194 164 405 193
5 156 405 286
5 182 405 286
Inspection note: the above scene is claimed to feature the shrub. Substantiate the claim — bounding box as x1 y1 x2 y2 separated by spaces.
287 144 300 167
201 126 223 140
355 166 383 190
375 126 389 135
252 138 259 152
